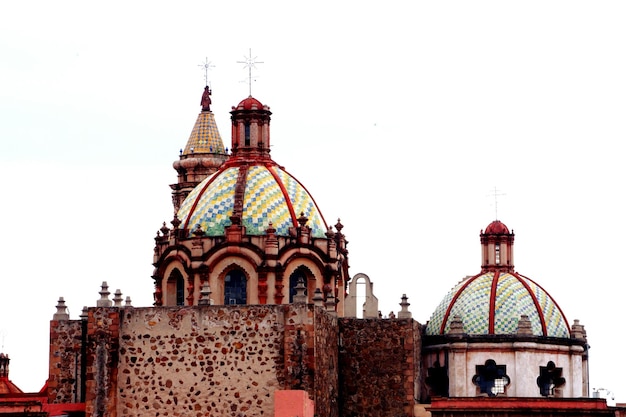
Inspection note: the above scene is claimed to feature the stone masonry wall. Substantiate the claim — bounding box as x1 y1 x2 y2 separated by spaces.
338 318 422 417
314 308 339 417
48 319 84 404
114 305 289 417
85 308 121 417
59 304 342 417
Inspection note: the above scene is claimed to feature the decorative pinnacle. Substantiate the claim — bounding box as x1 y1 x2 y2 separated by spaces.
237 48 263 97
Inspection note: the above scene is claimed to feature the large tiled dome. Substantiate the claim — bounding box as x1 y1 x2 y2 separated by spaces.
425 271 570 338
177 163 327 237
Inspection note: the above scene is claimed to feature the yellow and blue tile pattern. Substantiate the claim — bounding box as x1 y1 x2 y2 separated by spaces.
183 111 225 155
177 164 327 237
178 167 238 235
425 272 570 338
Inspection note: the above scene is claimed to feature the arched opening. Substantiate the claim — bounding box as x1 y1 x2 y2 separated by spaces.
244 122 251 146
356 276 366 318
166 268 185 306
289 266 309 303
224 269 247 305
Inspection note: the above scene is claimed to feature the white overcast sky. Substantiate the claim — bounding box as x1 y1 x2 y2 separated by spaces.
1 0 625 403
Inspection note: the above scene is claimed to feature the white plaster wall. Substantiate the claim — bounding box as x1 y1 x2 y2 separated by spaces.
426 340 587 398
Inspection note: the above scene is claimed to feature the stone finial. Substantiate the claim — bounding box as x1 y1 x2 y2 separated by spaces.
124 296 133 307
312 288 324 307
388 311 396 319
335 218 344 233
324 293 337 316
449 315 465 335
398 294 412 319
297 212 309 228
516 314 533 335
160 222 170 237
199 282 213 306
570 319 587 340
80 306 89 321
293 277 307 303
97 281 112 307
53 297 70 321
113 289 123 307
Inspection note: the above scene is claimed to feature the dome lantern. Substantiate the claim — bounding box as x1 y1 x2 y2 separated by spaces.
230 96 272 161
481 220 514 273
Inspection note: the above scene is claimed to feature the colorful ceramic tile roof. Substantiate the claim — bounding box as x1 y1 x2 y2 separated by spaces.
177 164 327 237
425 272 570 338
182 111 225 155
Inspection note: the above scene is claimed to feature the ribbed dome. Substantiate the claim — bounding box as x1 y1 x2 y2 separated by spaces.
177 163 327 237
425 272 570 338
484 220 510 235
234 96 265 111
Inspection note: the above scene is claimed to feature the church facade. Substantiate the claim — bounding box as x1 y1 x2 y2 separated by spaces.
31 85 617 417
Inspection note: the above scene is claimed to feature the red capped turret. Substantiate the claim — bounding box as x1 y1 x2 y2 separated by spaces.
229 96 272 161
481 220 515 273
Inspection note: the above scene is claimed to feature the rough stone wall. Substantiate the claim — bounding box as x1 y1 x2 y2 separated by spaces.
48 319 84 404
314 308 339 417
52 304 342 417
85 308 121 417
338 318 422 417
115 305 287 417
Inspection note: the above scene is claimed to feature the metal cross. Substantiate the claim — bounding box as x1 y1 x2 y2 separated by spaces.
237 48 263 96
487 186 506 220
198 57 215 87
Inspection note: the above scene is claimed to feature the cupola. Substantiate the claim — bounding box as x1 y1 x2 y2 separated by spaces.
229 96 272 160
481 220 514 273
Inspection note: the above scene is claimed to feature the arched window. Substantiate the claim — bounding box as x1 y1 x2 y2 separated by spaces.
176 275 185 305
244 122 251 146
224 269 247 305
495 243 501 265
167 269 185 306
289 267 308 303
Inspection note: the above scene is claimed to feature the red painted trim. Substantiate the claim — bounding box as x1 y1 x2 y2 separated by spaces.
511 272 548 336
278 166 330 231
182 168 224 230
488 271 500 334
516 272 571 334
439 273 483 334
267 165 298 227
430 397 608 410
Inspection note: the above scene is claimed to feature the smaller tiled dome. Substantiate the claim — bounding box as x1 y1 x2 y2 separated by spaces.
484 220 510 234
425 272 570 338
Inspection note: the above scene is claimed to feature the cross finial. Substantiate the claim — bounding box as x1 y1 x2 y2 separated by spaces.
237 48 263 96
198 57 215 87
487 186 506 220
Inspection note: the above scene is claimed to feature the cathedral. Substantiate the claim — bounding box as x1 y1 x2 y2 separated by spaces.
1 84 621 417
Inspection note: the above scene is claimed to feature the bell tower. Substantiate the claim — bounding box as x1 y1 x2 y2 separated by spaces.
480 220 515 273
